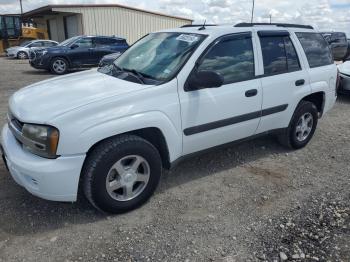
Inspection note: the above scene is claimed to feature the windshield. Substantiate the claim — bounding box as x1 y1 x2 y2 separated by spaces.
58 36 80 46
112 32 206 82
20 40 32 47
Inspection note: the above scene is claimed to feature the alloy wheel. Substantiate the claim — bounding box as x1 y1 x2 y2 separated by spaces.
53 59 67 74
105 155 150 201
295 112 314 142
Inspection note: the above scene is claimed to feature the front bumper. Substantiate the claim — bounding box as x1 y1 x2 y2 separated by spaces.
1 124 86 202
6 51 16 58
339 73 350 94
29 59 50 70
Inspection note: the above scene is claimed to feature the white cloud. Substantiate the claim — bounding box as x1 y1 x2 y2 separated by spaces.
0 0 349 36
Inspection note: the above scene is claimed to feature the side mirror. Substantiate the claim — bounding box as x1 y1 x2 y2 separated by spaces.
70 44 79 49
186 70 224 91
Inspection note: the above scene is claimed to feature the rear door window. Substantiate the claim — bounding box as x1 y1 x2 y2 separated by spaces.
296 32 333 68
29 42 44 47
259 35 301 75
95 38 117 47
197 33 255 84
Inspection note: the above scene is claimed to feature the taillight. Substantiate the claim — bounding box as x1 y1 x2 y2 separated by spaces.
336 68 340 95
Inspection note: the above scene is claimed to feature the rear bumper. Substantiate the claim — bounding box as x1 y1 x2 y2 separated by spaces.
1 124 86 202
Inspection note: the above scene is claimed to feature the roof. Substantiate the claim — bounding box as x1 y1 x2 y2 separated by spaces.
22 4 193 22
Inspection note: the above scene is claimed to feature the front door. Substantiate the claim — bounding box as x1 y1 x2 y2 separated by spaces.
68 37 95 66
178 32 263 155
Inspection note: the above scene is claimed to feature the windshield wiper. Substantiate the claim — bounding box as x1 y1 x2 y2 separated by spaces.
119 67 145 84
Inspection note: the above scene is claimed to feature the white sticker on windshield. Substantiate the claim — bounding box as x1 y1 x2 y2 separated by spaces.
176 34 199 43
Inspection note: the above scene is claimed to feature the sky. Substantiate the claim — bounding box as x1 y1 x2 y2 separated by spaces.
0 0 349 36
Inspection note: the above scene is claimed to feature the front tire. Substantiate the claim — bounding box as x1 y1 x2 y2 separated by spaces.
50 57 68 74
17 51 28 59
278 101 318 149
82 135 162 213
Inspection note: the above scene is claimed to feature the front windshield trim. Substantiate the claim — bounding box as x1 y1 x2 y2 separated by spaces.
113 32 208 85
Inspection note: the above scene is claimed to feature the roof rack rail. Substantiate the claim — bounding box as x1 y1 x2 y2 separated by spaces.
234 23 313 30
181 24 217 28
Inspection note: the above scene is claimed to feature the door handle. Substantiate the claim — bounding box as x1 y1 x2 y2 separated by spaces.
245 89 258 97
295 79 305 86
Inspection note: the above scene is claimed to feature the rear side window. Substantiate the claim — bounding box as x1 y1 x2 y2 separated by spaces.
197 34 255 84
29 42 44 47
95 38 121 46
296 32 333 68
259 35 301 75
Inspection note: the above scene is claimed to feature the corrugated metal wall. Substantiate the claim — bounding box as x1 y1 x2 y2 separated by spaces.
52 6 191 43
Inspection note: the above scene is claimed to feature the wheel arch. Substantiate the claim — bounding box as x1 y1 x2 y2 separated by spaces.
300 91 325 117
50 55 72 67
85 127 172 169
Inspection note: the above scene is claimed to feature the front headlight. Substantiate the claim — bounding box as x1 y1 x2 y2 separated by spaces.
42 50 48 56
22 124 59 159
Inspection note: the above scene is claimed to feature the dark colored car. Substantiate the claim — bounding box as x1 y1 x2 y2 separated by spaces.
346 39 350 61
98 52 123 67
321 32 348 61
29 35 129 74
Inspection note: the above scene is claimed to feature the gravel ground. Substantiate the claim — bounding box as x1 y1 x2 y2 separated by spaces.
0 57 349 262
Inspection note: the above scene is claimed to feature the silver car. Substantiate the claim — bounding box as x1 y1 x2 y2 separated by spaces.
338 61 350 94
5 40 58 59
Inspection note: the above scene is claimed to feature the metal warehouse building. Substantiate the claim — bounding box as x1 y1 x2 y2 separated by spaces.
22 4 193 43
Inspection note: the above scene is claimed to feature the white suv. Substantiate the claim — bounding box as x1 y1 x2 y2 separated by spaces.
1 23 337 213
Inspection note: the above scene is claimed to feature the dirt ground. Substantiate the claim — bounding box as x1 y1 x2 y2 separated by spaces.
0 57 349 262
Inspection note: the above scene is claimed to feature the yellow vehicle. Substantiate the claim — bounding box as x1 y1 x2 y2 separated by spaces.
0 15 48 53
21 26 48 40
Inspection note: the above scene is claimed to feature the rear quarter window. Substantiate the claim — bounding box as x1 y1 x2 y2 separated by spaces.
296 32 333 68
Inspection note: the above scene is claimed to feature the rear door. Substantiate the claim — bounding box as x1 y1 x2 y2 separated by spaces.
255 30 311 133
92 37 116 63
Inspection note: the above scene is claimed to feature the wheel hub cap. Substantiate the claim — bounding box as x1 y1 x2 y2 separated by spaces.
295 112 313 142
106 155 150 201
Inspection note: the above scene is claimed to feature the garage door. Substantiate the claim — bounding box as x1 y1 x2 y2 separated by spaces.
65 15 79 38
48 19 59 41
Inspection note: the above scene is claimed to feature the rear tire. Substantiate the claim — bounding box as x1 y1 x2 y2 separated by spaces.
82 135 162 214
278 101 318 149
17 51 28 59
50 57 68 74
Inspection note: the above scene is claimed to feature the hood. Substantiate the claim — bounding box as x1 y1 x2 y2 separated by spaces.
9 69 147 123
338 61 350 76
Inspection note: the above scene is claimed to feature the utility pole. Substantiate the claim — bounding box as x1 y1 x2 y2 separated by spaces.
19 0 23 16
251 0 255 23
269 14 272 24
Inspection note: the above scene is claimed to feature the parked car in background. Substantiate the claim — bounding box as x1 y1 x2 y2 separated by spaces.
5 40 58 59
99 52 123 67
346 39 350 61
338 61 350 94
321 32 348 61
29 35 129 74
1 23 337 213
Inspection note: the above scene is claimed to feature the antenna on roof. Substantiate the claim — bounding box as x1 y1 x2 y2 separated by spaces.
198 20 206 31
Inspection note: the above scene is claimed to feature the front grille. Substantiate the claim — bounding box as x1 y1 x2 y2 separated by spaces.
29 50 36 60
